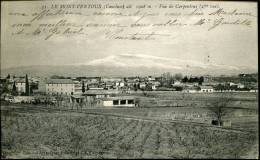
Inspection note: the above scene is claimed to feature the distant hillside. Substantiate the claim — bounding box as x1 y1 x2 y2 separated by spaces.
2 54 257 78
1 64 256 78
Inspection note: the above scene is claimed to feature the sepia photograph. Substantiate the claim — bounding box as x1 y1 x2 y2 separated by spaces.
0 0 258 159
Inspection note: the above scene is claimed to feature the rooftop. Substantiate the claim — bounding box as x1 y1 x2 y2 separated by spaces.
15 79 26 83
200 86 214 89
83 90 120 95
46 79 74 84
101 96 136 101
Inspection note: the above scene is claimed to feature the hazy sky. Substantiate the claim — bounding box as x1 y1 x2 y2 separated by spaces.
1 0 258 70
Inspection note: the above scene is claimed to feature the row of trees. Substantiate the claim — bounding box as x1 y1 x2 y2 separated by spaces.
160 72 205 87
182 76 204 84
160 73 183 87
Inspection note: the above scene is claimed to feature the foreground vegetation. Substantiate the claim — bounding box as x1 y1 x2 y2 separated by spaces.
1 105 258 159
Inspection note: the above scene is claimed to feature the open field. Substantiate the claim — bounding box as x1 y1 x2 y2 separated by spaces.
1 107 258 158
134 92 258 108
1 92 259 158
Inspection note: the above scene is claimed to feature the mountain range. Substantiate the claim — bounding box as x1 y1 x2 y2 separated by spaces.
1 54 257 77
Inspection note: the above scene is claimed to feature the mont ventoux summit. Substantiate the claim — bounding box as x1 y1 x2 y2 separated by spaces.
1 54 257 77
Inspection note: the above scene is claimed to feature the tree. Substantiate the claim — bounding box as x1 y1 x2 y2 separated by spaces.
123 77 127 82
144 83 153 91
82 81 85 93
161 72 174 87
141 88 147 96
1 83 9 95
199 76 204 85
174 73 183 81
182 76 188 83
174 86 183 91
56 95 63 108
6 74 10 79
215 84 225 92
25 74 30 96
12 82 18 96
188 77 199 83
133 83 138 91
168 77 175 87
208 93 233 126
135 98 140 107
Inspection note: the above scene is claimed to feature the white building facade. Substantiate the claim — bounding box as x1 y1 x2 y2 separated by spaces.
101 96 136 107
200 86 214 93
46 79 75 95
16 82 26 93
14 79 26 93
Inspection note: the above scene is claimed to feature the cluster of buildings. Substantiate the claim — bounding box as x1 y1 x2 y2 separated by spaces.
45 76 163 96
0 73 258 107
0 76 39 95
1 74 258 96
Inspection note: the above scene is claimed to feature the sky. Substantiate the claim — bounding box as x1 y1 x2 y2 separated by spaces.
1 0 258 71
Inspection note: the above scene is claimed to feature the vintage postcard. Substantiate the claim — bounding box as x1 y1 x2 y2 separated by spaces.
1 0 258 159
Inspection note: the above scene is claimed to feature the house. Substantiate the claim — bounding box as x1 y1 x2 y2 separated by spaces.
99 96 136 107
249 89 258 92
115 81 125 88
83 90 112 99
149 81 160 90
171 81 184 91
237 83 245 89
126 80 135 87
15 79 26 93
74 90 119 106
151 81 161 87
199 86 214 93
12 77 39 95
73 81 82 94
139 82 146 89
229 82 236 86
46 79 75 95
85 81 105 90
104 81 115 90
172 81 183 86
125 80 138 91
147 76 155 81
183 86 199 93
